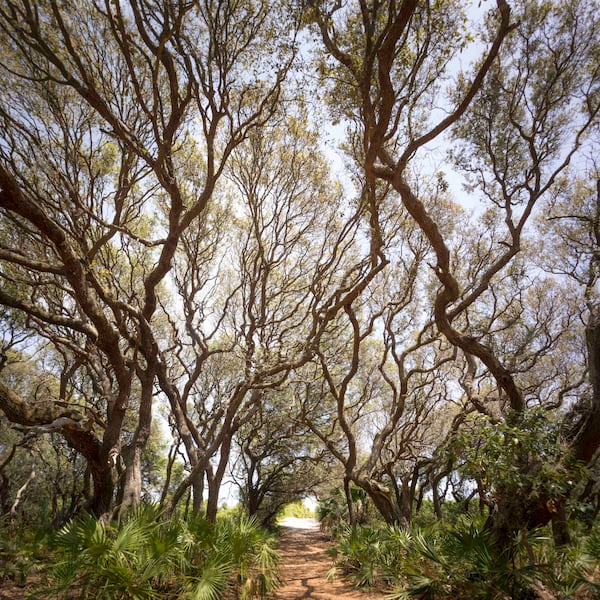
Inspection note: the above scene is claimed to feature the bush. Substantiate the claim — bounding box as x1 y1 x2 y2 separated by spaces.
328 516 600 599
46 504 279 599
327 523 410 588
0 522 50 587
317 486 371 536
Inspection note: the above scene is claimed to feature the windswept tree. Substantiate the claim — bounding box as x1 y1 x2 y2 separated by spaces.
308 0 600 546
0 0 302 516
0 0 598 550
0 0 388 519
297 180 461 526
158 113 386 520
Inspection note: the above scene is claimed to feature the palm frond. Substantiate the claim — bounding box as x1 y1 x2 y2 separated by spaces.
412 529 445 566
184 559 233 600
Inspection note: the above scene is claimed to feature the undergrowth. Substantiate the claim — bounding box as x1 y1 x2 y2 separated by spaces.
12 504 281 600
327 515 600 599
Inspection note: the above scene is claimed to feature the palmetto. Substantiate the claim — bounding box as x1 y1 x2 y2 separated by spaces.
48 504 279 599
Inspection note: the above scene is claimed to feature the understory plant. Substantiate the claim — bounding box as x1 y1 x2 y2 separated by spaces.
318 486 372 537
47 504 279 600
0 520 50 586
328 515 600 599
326 523 410 588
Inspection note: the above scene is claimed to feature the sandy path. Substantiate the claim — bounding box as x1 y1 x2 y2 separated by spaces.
272 518 383 600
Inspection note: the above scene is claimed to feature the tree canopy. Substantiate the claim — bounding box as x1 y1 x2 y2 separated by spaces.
0 0 599 551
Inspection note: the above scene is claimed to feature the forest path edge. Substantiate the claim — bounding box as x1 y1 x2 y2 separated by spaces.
272 518 384 600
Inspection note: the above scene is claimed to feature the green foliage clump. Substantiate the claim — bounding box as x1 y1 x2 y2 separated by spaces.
317 486 371 536
327 523 409 588
328 516 600 599
46 504 280 600
0 522 50 586
386 519 543 600
449 409 581 505
277 500 315 520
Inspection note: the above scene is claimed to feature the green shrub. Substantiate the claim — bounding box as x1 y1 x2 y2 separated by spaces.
330 516 550 599
327 523 413 588
46 503 279 599
318 486 372 536
277 500 315 520
524 519 600 598
0 522 51 587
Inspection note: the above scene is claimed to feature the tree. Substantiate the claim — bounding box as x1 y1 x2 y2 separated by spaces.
308 0 600 546
448 0 600 544
0 0 388 520
0 0 599 549
155 113 384 521
0 0 302 517
300 288 459 526
0 353 90 526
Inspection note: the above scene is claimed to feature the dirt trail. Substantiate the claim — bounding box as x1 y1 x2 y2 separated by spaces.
272 518 383 600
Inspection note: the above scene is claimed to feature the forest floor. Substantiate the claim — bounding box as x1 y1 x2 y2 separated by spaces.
271 518 383 600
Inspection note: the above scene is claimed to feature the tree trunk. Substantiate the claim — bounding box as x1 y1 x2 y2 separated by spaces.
192 470 205 516
120 443 144 514
388 471 413 528
205 435 234 522
120 376 154 514
415 485 425 513
0 443 16 515
205 471 220 522
344 477 357 526
63 429 115 517
486 487 527 551
432 482 443 521
358 478 402 525
574 307 600 463
10 468 35 515
159 441 179 508
164 461 203 519
551 504 571 547
400 475 413 527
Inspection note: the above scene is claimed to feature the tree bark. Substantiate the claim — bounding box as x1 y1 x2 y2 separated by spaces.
574 307 600 463
10 468 35 516
68 431 115 517
192 470 205 516
358 478 402 525
205 471 220 523
344 477 357 526
119 377 154 514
